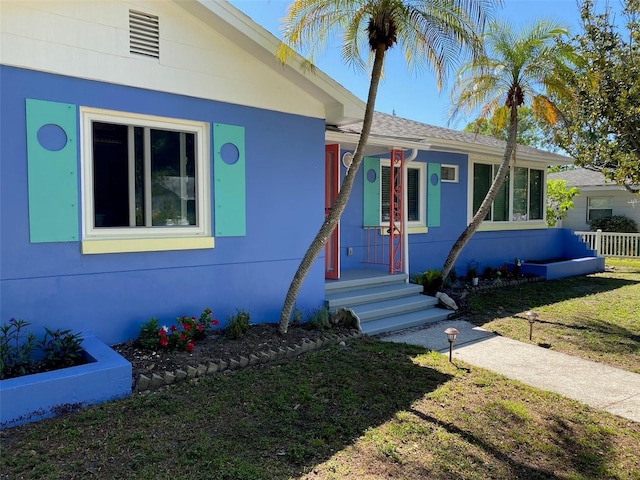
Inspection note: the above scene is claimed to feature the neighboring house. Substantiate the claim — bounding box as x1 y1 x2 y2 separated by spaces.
0 1 596 345
548 168 640 231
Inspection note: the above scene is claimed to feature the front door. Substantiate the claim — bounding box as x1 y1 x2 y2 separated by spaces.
325 144 340 279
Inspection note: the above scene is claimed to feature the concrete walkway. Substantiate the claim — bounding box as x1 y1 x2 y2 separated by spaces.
378 320 640 423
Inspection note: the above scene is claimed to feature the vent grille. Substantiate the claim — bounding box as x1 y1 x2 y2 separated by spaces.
129 10 159 58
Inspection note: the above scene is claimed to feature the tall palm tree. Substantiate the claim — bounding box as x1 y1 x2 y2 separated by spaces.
441 19 577 279
276 0 498 334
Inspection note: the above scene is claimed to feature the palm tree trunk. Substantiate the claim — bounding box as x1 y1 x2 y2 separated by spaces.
278 44 388 334
441 104 519 279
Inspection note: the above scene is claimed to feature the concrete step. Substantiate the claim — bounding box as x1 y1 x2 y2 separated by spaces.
326 282 423 309
349 295 439 323
359 308 451 336
325 272 409 294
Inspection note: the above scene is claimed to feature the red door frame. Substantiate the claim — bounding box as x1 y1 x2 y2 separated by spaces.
324 144 340 279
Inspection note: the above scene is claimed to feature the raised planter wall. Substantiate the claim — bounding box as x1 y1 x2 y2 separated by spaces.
0 336 131 429
516 257 605 281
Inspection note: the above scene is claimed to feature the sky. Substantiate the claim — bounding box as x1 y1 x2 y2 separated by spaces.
227 0 596 129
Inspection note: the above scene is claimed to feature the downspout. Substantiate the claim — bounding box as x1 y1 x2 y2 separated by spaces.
403 148 418 281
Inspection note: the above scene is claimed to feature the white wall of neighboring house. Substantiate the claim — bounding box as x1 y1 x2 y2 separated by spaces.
561 187 640 232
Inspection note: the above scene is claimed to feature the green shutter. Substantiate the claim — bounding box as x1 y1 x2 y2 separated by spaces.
213 123 245 236
427 163 441 227
25 99 78 243
363 157 380 226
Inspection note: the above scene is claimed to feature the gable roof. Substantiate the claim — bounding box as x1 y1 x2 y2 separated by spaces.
329 111 572 164
176 1 365 126
0 0 365 126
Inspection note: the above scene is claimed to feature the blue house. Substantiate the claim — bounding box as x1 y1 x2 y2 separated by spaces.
0 0 601 345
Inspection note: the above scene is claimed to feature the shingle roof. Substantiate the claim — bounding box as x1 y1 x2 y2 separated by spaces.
336 111 570 162
547 168 612 187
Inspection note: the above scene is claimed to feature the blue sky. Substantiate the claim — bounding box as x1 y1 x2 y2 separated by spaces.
228 0 590 128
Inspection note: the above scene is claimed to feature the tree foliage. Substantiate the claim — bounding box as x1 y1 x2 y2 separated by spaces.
557 0 640 186
546 179 579 227
441 20 576 279
463 106 558 151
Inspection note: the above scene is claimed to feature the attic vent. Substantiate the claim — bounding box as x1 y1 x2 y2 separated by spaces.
129 10 159 58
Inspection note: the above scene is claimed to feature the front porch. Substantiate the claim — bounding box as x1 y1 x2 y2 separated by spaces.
325 269 450 335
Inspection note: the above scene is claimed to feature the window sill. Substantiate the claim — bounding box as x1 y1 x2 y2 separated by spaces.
81 237 215 254
477 221 547 232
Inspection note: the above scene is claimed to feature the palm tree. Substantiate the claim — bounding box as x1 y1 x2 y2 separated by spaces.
441 19 577 279
276 0 498 334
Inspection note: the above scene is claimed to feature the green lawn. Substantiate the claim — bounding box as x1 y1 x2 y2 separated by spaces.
465 258 640 373
2 260 639 479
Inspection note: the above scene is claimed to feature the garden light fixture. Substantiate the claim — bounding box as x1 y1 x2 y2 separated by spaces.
444 327 459 362
525 311 539 341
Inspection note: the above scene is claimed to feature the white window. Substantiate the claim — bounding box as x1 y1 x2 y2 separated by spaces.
441 164 459 183
380 160 426 228
80 108 211 253
472 162 544 224
587 196 613 222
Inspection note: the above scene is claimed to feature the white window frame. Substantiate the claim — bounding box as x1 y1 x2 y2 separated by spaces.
587 196 613 222
80 107 212 254
380 159 427 231
469 157 547 231
441 164 459 183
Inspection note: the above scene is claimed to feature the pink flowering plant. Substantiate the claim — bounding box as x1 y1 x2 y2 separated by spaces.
137 308 219 353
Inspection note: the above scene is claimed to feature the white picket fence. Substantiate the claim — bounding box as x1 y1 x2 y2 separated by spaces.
575 229 640 258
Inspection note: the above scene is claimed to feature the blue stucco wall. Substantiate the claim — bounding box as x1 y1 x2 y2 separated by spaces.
337 148 565 278
0 66 326 344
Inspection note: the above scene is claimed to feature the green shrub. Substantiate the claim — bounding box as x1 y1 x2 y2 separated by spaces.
590 215 639 233
0 319 83 380
414 269 443 295
39 328 83 370
306 307 331 331
227 310 250 340
137 318 160 350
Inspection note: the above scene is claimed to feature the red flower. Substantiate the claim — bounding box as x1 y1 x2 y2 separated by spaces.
185 341 194 353
197 324 204 332
170 325 177 332
183 323 192 331
159 336 168 347
158 329 167 337
211 319 219 326
180 333 186 341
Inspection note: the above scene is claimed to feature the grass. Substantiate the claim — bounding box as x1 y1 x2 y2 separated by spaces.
465 258 640 373
1 260 639 479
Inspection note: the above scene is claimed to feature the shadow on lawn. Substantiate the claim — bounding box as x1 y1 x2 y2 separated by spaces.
409 408 619 480
1 339 452 480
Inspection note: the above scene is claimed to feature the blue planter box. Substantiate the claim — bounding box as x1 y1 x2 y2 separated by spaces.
513 256 605 281
1 336 131 429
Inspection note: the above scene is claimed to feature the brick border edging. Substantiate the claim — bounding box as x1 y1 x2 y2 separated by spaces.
134 330 362 393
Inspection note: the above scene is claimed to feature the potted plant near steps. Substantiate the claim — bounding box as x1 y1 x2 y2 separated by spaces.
414 269 443 296
467 261 479 286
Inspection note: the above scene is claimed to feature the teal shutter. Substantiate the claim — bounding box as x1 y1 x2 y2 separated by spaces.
363 157 380 226
213 123 246 236
427 163 441 227
25 99 79 243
